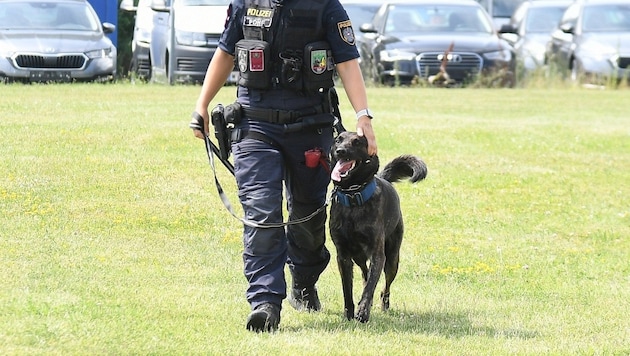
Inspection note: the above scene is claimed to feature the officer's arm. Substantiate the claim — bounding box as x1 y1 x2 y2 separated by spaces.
193 48 236 139
335 59 378 156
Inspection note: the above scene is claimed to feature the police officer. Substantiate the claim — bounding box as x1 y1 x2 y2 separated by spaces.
191 0 377 332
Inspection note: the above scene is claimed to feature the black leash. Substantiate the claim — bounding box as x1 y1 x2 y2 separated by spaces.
191 113 330 229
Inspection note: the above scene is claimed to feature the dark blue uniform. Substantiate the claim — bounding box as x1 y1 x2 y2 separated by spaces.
218 0 359 310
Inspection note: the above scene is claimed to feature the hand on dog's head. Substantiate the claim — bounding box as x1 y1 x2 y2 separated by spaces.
330 132 379 187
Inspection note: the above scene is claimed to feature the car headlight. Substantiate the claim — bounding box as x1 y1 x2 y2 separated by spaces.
484 49 513 62
86 47 114 59
0 49 15 57
379 50 417 62
175 30 208 47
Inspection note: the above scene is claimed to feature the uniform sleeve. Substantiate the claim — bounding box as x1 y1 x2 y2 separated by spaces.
218 0 244 56
325 0 360 64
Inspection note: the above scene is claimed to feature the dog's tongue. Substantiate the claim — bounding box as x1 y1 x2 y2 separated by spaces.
331 160 355 182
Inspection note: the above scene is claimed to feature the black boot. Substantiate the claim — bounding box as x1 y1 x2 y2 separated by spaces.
246 303 281 332
288 286 321 312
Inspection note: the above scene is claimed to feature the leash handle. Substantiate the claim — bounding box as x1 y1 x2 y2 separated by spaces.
191 111 235 175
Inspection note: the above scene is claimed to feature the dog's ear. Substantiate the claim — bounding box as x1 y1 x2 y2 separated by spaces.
357 135 368 149
363 154 379 175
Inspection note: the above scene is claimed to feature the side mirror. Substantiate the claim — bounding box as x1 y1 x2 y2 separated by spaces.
560 22 574 34
359 23 377 34
498 24 517 34
103 22 116 34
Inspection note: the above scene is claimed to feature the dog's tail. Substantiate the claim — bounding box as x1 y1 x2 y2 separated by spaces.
379 155 427 183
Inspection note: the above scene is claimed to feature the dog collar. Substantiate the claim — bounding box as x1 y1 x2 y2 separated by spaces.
333 179 377 207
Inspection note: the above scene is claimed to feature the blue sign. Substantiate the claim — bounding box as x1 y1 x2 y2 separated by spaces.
87 0 118 47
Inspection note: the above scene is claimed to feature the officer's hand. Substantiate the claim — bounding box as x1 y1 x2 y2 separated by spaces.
357 117 377 156
191 108 210 140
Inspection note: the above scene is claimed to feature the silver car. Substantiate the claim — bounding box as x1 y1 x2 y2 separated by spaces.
545 0 630 85
499 0 571 73
0 0 117 83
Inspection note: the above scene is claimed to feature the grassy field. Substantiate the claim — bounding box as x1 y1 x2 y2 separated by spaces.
1 83 629 355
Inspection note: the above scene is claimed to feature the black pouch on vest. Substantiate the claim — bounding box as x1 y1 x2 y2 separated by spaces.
279 50 303 91
303 41 335 93
236 39 272 90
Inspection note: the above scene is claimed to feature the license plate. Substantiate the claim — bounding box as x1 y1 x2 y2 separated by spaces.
29 71 72 82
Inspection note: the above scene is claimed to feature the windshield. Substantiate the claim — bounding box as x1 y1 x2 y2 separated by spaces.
525 7 567 33
384 4 494 34
0 1 100 31
582 4 630 32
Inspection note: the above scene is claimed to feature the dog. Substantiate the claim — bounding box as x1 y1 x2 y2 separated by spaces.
329 131 427 322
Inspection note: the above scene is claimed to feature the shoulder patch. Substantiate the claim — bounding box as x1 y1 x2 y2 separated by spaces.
337 20 355 45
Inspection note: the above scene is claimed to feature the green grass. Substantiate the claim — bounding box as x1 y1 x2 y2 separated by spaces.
1 83 629 355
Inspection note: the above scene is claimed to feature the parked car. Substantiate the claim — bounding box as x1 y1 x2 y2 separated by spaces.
340 0 382 73
545 0 630 85
149 0 236 84
0 0 117 83
499 0 571 72
120 0 154 80
358 0 516 86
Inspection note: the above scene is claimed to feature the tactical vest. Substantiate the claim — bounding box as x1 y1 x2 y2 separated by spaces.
235 0 335 93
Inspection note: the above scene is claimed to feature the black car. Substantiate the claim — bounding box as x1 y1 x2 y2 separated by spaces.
545 0 630 85
358 0 516 86
499 0 571 73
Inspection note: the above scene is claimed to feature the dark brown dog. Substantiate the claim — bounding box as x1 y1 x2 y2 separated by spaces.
329 131 427 322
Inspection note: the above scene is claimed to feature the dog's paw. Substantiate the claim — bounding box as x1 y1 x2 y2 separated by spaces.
381 291 390 311
355 312 370 323
344 306 355 321
355 304 371 323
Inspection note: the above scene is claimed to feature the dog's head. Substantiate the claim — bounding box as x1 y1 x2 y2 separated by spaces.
330 131 379 188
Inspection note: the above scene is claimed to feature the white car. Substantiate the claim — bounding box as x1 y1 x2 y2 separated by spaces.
149 0 235 84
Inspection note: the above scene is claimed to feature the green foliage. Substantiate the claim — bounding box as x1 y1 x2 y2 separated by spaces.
116 0 136 77
1 84 628 354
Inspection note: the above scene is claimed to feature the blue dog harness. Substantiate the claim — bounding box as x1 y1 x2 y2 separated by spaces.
333 179 377 207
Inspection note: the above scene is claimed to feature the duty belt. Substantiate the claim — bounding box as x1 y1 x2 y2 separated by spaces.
242 104 327 124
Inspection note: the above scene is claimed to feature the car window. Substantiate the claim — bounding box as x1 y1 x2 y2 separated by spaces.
582 4 630 32
384 4 494 34
344 4 379 29
0 1 99 31
525 6 567 33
